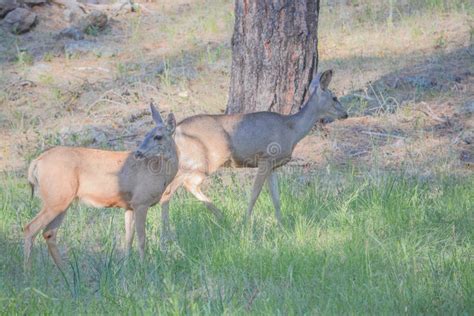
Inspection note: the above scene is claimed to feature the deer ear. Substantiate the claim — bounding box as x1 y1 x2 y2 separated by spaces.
308 74 319 95
319 69 333 91
166 113 176 135
150 102 164 126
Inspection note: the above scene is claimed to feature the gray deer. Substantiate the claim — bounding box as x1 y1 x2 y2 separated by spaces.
25 103 178 268
158 69 347 241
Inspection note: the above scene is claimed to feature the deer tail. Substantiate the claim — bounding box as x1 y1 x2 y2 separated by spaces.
27 159 39 198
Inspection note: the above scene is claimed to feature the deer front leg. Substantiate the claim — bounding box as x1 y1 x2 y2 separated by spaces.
134 206 148 260
160 201 176 252
159 176 183 251
124 210 135 255
267 171 283 225
245 161 273 222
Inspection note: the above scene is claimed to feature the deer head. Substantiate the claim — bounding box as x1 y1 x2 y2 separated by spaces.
134 102 176 160
309 70 348 120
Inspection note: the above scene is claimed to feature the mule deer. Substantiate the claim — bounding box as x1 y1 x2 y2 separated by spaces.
159 69 347 231
24 103 178 268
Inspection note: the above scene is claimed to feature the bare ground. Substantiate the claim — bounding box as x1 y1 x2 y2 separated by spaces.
0 0 472 175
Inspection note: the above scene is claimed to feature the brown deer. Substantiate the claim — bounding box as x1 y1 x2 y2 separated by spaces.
159 69 347 238
25 103 178 268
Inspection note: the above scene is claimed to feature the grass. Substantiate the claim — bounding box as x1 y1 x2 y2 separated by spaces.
0 0 472 313
0 170 472 314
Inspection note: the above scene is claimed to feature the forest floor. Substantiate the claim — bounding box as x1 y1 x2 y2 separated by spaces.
0 0 472 174
0 1 473 314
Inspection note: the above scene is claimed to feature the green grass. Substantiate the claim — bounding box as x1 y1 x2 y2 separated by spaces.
0 170 472 314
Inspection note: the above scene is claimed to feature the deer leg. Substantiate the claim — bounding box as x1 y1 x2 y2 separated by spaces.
124 210 135 255
24 235 35 270
160 201 175 252
159 176 184 251
24 208 65 269
42 212 66 268
183 173 223 220
134 206 148 260
245 161 272 222
267 172 283 225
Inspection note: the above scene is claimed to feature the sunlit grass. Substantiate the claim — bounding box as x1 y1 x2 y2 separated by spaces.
0 171 472 314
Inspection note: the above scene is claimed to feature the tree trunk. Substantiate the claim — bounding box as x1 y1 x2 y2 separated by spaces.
226 0 320 115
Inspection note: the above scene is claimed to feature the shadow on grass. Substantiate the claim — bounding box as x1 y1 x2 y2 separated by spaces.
0 172 472 313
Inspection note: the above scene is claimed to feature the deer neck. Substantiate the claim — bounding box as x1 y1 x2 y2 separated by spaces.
287 93 323 142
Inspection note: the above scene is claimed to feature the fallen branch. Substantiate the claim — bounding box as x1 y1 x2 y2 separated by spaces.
351 93 375 101
361 131 405 139
349 150 369 157
88 98 127 111
74 67 110 73
8 79 36 88
416 103 448 124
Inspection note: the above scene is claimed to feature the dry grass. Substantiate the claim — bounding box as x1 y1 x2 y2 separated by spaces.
0 0 472 174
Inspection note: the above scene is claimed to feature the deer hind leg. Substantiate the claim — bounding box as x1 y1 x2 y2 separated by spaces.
25 173 77 269
183 172 223 220
26 176 77 269
42 212 66 268
245 161 273 222
124 210 135 255
267 172 283 225
24 207 66 269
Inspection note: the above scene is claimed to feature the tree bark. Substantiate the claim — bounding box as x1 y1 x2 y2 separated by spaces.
226 0 320 115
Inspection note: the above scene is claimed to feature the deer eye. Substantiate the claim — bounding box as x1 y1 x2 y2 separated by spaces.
154 135 163 141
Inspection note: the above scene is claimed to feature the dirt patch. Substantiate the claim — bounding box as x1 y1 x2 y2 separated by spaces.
0 1 472 175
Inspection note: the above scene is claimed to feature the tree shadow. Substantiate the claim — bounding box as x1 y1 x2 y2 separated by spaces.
304 44 473 171
334 45 473 116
